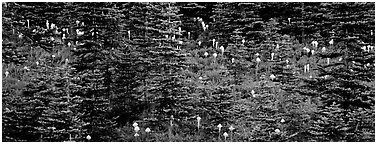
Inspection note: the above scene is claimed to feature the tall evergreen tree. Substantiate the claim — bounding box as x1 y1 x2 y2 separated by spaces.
69 2 123 141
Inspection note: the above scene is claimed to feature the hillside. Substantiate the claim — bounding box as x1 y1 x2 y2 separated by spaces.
1 2 375 142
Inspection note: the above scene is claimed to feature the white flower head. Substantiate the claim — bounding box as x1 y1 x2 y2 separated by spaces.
86 135 91 140
229 125 235 131
133 122 138 127
329 39 334 45
197 116 201 121
204 52 208 57
275 129 281 133
270 74 276 80
256 57 261 63
134 126 140 132
145 127 151 133
134 133 139 137
217 124 222 129
223 132 228 137
322 47 326 52
280 118 285 123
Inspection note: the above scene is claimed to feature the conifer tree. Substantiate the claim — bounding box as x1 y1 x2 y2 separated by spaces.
299 2 375 141
69 2 123 141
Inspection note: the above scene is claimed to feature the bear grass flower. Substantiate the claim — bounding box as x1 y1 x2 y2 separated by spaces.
145 127 151 133
134 126 140 132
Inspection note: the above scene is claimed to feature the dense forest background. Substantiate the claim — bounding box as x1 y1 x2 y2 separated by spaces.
1 2 375 142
